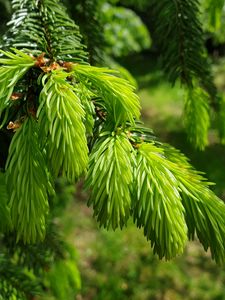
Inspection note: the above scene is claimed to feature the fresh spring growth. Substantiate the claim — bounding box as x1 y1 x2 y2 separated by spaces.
0 0 225 268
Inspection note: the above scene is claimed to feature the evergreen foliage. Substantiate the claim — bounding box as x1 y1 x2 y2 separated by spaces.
38 70 89 181
0 181 80 300
184 84 211 149
1 0 225 299
133 143 187 260
6 117 52 243
3 0 87 62
0 49 34 114
86 133 135 230
64 0 105 64
73 64 140 125
148 0 223 149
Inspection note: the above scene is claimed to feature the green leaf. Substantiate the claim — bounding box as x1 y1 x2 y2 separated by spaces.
37 70 89 182
133 143 187 259
5 117 53 243
86 133 135 230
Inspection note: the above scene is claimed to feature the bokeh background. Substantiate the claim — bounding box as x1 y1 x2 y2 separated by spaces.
1 1 225 299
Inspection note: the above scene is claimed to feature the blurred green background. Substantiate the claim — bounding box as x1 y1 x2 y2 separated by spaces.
1 0 225 299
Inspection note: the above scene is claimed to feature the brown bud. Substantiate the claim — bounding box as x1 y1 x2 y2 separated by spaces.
10 92 23 101
35 53 49 67
62 61 74 71
7 121 21 131
41 61 60 73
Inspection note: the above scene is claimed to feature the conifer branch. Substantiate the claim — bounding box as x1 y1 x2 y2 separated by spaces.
0 255 40 299
5 117 53 243
133 143 187 259
3 0 87 63
184 85 211 149
86 133 135 230
0 49 34 113
150 0 214 90
149 0 218 149
73 64 141 126
163 145 225 264
37 70 89 181
68 0 105 64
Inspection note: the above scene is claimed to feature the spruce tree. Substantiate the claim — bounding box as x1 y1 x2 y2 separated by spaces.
1 0 225 299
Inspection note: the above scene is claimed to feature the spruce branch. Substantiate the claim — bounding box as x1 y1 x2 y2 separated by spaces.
0 49 35 114
0 255 40 300
37 70 88 182
184 84 211 149
37 0 87 62
37 70 89 181
67 0 105 64
149 0 218 149
3 0 87 63
5 117 54 243
150 0 214 90
163 144 225 264
86 133 135 230
73 64 141 126
74 82 96 135
133 143 187 260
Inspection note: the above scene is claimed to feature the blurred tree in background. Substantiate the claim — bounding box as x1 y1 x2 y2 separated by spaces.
1 1 225 300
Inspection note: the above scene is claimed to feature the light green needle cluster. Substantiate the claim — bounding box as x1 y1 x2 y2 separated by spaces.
86 138 225 263
133 143 187 260
0 49 34 112
164 145 225 264
184 85 210 150
5 117 53 243
38 71 89 182
73 64 141 125
74 82 95 135
86 133 135 229
0 48 142 243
